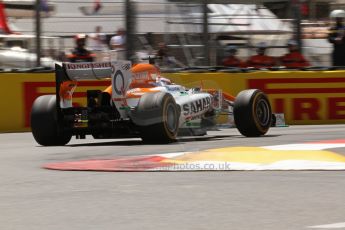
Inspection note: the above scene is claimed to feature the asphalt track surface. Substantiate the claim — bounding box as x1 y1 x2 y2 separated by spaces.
1 125 345 230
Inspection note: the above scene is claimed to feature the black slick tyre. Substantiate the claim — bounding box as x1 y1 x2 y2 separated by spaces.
233 89 272 137
31 95 72 146
137 92 179 143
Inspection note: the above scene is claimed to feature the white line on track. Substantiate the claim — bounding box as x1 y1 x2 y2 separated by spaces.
264 143 345 151
307 222 345 229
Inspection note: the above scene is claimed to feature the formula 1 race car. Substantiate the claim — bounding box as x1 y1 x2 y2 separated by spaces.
31 61 272 146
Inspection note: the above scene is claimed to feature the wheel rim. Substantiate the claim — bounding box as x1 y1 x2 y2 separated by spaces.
166 103 177 132
255 98 270 127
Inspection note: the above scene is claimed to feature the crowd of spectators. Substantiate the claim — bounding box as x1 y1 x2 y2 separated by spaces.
67 8 345 69
221 9 345 69
222 40 310 69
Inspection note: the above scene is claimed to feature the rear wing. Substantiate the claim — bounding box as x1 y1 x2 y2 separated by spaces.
55 61 131 109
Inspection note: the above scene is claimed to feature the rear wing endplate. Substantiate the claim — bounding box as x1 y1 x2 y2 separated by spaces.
55 61 132 109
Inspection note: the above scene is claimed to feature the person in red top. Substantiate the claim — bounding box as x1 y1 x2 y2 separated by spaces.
222 45 243 67
280 40 310 68
245 42 276 68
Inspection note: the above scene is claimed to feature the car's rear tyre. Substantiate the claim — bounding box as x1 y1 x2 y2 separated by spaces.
233 89 272 137
31 95 72 146
137 92 179 143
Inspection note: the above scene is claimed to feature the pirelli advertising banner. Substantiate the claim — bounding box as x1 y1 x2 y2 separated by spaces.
0 70 345 132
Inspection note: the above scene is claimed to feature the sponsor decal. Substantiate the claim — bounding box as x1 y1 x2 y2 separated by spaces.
185 114 203 121
113 70 125 95
133 71 148 80
182 97 211 116
127 88 140 93
121 63 131 71
66 62 112 70
166 85 182 92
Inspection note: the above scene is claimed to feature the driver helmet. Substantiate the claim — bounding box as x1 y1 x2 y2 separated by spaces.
131 63 161 87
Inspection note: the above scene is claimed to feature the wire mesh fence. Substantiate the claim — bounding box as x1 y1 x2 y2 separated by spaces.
3 0 344 68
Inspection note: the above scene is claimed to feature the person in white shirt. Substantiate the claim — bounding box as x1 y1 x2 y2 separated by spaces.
109 28 126 60
88 26 107 51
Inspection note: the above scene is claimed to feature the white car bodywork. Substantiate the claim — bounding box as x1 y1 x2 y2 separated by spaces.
64 61 218 129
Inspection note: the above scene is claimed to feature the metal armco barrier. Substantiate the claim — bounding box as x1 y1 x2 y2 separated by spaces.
1 70 345 132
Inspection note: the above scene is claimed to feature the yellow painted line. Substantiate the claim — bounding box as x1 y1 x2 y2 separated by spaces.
162 147 345 164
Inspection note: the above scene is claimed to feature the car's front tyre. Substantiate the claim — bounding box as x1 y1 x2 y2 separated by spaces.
233 89 272 137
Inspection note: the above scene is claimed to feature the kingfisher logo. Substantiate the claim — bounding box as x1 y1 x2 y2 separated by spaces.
248 78 345 123
66 62 112 70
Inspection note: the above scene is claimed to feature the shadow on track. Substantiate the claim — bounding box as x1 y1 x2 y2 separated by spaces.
234 134 281 138
68 135 233 147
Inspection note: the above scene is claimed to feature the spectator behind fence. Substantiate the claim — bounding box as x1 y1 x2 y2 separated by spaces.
156 42 169 60
279 40 310 68
88 26 107 51
245 42 276 68
155 42 184 68
222 45 244 67
328 9 345 66
110 28 126 60
67 34 95 63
